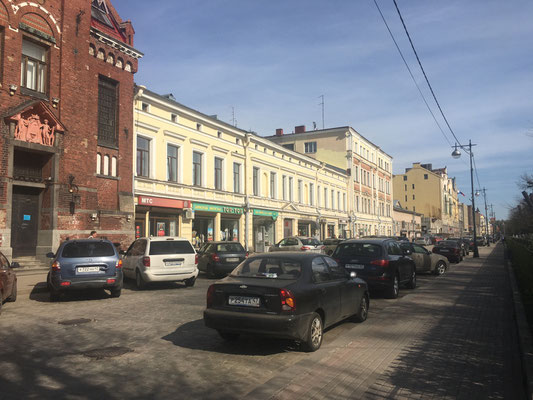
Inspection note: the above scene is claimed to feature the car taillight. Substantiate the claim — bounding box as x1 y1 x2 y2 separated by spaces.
116 259 123 269
142 256 150 267
206 284 216 308
60 281 70 287
52 261 61 271
280 289 295 311
212 253 220 262
301 246 311 251
245 252 249 258
195 254 199 264
371 259 389 267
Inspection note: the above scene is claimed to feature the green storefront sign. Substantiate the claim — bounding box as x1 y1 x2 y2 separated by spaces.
192 203 244 214
253 209 279 220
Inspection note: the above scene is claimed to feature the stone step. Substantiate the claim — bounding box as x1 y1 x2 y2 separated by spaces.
12 256 48 271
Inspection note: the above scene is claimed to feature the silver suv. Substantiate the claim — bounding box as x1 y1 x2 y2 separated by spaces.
122 237 198 289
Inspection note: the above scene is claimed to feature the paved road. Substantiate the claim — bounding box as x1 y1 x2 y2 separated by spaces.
0 244 524 399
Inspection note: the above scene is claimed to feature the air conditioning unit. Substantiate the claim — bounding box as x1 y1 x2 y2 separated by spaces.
184 208 194 220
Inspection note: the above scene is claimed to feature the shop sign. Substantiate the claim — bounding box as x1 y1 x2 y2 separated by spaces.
253 209 279 220
138 196 189 209
192 203 244 214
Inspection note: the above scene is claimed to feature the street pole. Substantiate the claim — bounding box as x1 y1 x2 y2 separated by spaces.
469 141 479 257
482 188 490 247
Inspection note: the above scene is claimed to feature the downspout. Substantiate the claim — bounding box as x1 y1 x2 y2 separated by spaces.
133 85 145 233
244 133 251 251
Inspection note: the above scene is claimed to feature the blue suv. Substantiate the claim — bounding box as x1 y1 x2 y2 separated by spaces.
47 239 123 301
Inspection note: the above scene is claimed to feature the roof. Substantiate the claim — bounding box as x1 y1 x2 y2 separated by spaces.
248 252 323 259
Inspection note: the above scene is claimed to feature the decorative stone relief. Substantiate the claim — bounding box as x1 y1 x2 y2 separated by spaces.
11 113 57 146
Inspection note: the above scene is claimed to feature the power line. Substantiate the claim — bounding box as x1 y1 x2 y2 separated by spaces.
392 0 462 147
373 0 452 147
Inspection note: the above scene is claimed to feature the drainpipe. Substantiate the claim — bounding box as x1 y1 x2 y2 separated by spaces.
244 133 251 251
133 85 145 233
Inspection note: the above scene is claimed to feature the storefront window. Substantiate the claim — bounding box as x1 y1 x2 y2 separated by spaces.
192 218 214 249
327 225 335 238
221 219 239 242
253 217 275 253
298 223 309 236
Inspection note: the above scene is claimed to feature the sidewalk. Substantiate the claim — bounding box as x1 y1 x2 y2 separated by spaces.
244 243 526 399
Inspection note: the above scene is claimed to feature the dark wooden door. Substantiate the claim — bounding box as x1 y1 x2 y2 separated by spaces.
11 187 40 257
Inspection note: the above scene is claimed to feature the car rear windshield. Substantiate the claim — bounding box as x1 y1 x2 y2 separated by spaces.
149 240 195 255
333 243 382 257
231 258 302 279
323 239 340 245
440 241 459 247
301 238 321 246
61 242 115 258
216 243 245 253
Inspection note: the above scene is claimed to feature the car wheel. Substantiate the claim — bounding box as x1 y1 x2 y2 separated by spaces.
327 250 333 256
184 276 196 287
303 312 323 352
386 274 399 299
407 269 416 289
6 282 17 302
136 270 147 290
110 287 121 298
434 261 447 276
217 330 240 341
353 294 369 323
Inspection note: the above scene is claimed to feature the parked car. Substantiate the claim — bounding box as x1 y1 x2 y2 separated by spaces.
432 240 463 263
323 238 344 256
448 237 470 256
0 251 19 314
197 241 248 277
414 236 431 246
122 237 198 289
332 238 417 299
204 252 369 352
47 239 123 301
399 242 449 275
269 237 324 253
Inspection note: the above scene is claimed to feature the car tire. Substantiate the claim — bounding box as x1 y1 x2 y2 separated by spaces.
136 270 147 290
353 294 369 323
218 330 240 341
110 287 121 298
303 312 323 352
406 269 417 289
327 250 333 256
184 276 196 287
385 274 399 299
6 282 17 302
434 261 447 276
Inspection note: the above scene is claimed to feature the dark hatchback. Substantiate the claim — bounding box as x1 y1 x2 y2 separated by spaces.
204 252 369 352
432 240 463 263
47 239 123 301
448 237 470 256
0 251 19 314
332 238 416 299
197 242 248 277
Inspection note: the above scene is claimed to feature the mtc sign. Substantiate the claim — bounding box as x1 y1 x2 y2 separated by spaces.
137 196 189 209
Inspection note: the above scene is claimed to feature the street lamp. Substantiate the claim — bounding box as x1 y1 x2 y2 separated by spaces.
451 141 479 258
475 188 490 247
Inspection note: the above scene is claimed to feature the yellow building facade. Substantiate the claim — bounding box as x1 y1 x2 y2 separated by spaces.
133 87 349 251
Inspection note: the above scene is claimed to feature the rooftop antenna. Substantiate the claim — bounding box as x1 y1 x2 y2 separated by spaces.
318 95 325 129
231 106 237 127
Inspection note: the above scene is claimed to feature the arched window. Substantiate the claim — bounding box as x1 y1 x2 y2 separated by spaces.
89 44 96 56
96 153 101 174
103 155 109 175
111 156 117 177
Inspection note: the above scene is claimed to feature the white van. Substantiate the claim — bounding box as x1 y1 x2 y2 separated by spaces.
122 237 198 289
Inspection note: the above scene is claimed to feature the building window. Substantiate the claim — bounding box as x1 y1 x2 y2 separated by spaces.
217 131 222 139
141 102 149 112
356 196 359 212
317 185 321 207
310 183 314 205
111 156 117 177
253 167 260 196
331 191 335 210
171 113 177 123
96 153 101 174
403 175 407 181
298 180 303 203
405 184 407 191
282 144 294 151
233 163 241 193
193 151 203 186
167 144 179 182
304 142 317 153
413 194 415 200
214 157 223 190
103 155 110 175
282 175 287 200
196 123 202 131
98 77 118 147
270 172 277 199
21 39 47 94
324 188 328 208
289 177 294 201
412 184 415 189
424 174 428 180
136 137 150 177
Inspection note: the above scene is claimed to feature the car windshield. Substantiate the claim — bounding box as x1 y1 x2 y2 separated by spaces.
301 238 321 246
149 240 195 255
61 241 115 258
333 243 382 257
216 243 245 253
231 258 302 279
440 241 459 248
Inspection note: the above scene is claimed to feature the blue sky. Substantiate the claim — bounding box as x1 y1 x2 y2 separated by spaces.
113 0 533 220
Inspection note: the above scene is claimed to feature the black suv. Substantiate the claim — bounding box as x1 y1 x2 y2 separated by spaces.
332 238 416 298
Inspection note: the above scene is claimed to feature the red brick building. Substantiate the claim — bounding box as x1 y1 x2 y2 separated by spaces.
0 0 142 261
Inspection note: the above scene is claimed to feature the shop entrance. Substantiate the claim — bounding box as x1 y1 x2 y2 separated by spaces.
11 186 41 257
253 217 275 253
192 217 214 249
221 218 239 241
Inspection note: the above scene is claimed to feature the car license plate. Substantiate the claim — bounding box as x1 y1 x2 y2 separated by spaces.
440 249 449 253
226 258 239 262
346 264 365 269
165 261 182 266
77 266 101 273
228 295 260 307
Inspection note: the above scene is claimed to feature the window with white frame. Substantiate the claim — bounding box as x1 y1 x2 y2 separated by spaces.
304 142 317 153
136 136 150 177
21 39 47 93
282 175 287 200
103 155 109 175
324 188 328 208
309 183 314 205
214 157 223 190
96 153 101 174
253 167 260 196
193 151 203 186
298 180 303 203
111 156 117 177
331 190 335 210
233 163 241 193
270 172 277 199
167 144 179 182
289 177 294 201
317 185 321 207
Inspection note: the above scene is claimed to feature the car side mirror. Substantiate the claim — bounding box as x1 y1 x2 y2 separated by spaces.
46 252 55 258
349 271 357 279
10 262 20 268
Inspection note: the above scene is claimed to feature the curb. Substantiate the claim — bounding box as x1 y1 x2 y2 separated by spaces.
505 246 533 400
15 268 49 276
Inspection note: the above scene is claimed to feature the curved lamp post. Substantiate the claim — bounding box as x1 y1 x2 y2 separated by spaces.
451 140 479 258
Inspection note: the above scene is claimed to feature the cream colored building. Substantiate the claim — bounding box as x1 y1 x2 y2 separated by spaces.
133 87 349 251
392 202 422 240
268 126 394 237
393 163 460 235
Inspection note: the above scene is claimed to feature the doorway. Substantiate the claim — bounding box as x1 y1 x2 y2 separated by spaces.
11 186 41 257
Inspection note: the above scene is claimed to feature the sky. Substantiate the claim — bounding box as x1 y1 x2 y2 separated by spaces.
113 0 533 220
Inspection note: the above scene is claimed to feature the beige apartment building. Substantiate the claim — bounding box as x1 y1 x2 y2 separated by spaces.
133 87 349 251
393 163 460 235
268 126 394 237
392 202 422 239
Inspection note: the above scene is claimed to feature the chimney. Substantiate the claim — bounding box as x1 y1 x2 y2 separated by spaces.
295 125 306 134
275 128 284 136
